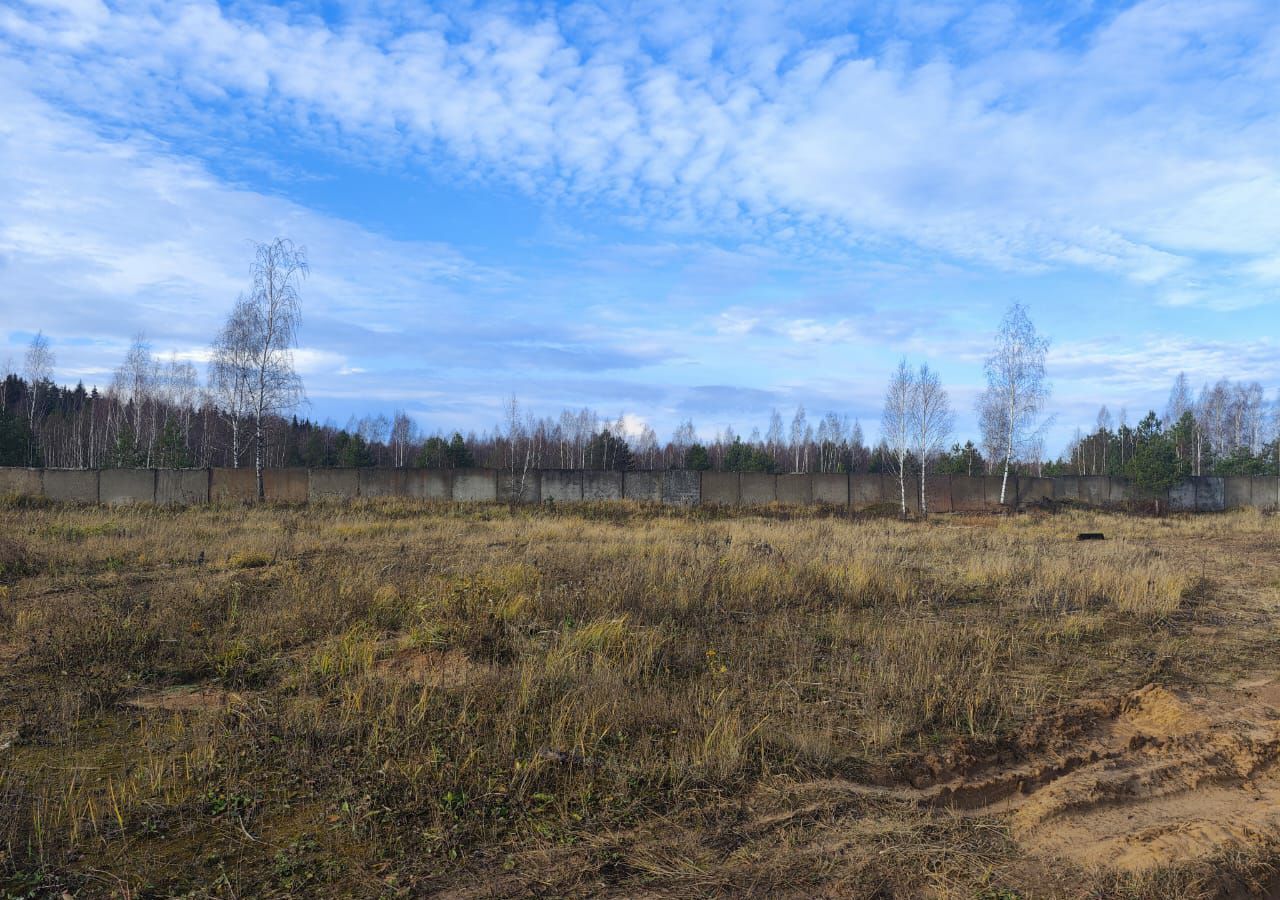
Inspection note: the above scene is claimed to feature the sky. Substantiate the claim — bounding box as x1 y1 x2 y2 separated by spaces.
1 0 1278 453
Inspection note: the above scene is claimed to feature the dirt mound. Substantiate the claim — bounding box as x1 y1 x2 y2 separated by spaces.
374 648 495 689
908 677 1280 875
127 684 241 712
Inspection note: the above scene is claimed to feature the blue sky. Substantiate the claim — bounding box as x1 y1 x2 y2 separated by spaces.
1 0 1278 452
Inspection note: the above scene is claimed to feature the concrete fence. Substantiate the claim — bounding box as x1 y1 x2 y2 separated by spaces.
1 467 1278 512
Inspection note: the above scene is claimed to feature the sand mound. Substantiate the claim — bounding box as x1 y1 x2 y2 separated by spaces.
127 684 240 712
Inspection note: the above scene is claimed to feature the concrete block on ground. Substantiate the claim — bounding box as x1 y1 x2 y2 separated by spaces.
1196 476 1225 512
1169 479 1197 512
739 473 777 505
403 469 451 501
924 474 952 513
453 469 497 502
812 473 848 506
623 470 661 502
1079 476 1110 507
0 467 42 498
776 474 811 505
499 471 541 503
210 468 256 502
661 469 700 505
951 475 986 511
100 468 156 505
156 469 209 506
540 470 582 503
1223 476 1252 510
358 469 405 498
700 471 739 506
850 474 886 509
42 469 99 503
582 470 623 501
1250 476 1279 512
1017 476 1053 505
308 468 358 501
265 468 309 503
1055 476 1080 501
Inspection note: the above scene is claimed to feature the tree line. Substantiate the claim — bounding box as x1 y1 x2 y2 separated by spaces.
5 239 1279 509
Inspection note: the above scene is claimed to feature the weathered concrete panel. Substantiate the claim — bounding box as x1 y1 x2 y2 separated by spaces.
265 468 309 503
358 468 404 498
1108 478 1131 505
1169 479 1197 512
1196 476 1225 512
453 469 497 502
899 479 922 515
701 471 739 506
661 469 700 506
1017 476 1053 505
924 474 952 513
499 471 541 503
156 469 209 506
739 473 777 505
308 468 359 501
951 475 987 512
582 470 623 501
985 475 1013 507
776 474 811 505
403 469 451 501
100 468 155 505
1079 476 1110 507
1250 476 1279 512
42 468 98 503
623 470 661 502
1055 476 1080 502
540 470 582 503
850 474 886 509
0 467 42 498
210 468 256 502
812 473 848 506
1224 476 1252 510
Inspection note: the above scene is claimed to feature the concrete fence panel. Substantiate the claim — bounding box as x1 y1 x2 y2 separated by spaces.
623 470 662 502
499 471 541 503
403 469 451 501
1017 477 1053 506
210 468 256 502
901 479 922 514
1079 476 1110 507
1195 477 1225 512
1108 478 1131 505
541 470 582 503
701 471 739 506
984 475 1013 507
1055 476 1080 502
309 468 359 501
740 473 777 506
1223 477 1252 510
1169 479 1197 512
582 470 623 501
100 468 156 505
0 467 42 498
812 473 849 507
661 469 700 505
453 469 498 502
925 474 953 513
776 474 812 505
1250 476 1279 512
358 468 405 498
850 474 886 509
265 468 309 503
951 475 986 512
42 468 98 503
157 469 209 506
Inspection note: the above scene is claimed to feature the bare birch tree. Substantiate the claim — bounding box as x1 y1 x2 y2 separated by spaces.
209 298 256 467
909 363 953 516
881 359 914 516
23 332 54 465
977 303 1050 504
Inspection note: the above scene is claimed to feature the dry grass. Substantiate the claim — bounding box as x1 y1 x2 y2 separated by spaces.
0 499 1276 897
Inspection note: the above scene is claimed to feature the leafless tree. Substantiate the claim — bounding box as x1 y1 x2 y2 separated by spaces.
881 359 914 516
23 332 54 465
209 297 257 467
789 405 806 473
910 363 954 516
977 303 1050 504
390 411 415 467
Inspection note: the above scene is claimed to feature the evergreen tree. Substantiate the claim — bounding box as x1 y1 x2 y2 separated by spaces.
446 432 474 468
722 437 777 473
584 429 633 471
155 417 192 468
683 443 711 470
109 422 145 468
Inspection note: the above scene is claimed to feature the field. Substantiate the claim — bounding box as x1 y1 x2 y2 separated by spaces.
1 499 1279 898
